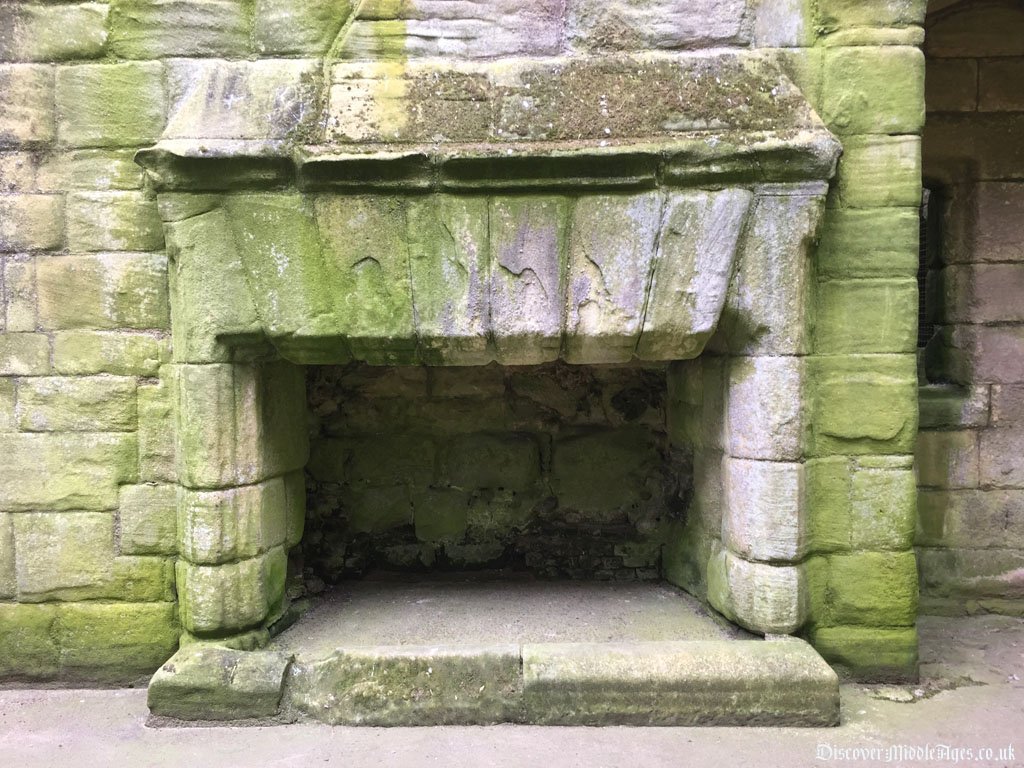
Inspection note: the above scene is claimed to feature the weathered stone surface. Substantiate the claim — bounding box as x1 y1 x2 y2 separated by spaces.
413 488 470 544
56 602 179 683
254 0 351 55
0 194 64 252
0 333 50 375
934 264 1024 325
0 65 55 146
0 603 59 680
950 183 1024 264
723 458 806 563
179 479 289 565
0 432 136 511
108 555 176 602
16 376 137 432
564 193 660 364
37 253 169 330
488 197 567 365
815 0 925 33
53 331 168 376
806 457 853 553
340 485 412 535
286 645 523 725
149 645 290 721
522 638 838 726
0 379 14 432
981 428 1024 489
12 512 114 600
917 547 1024 602
817 207 919 280
808 625 918 682
0 2 108 62
821 47 924 135
992 385 1024 427
109 0 251 58
407 195 491 365
174 362 308 489
66 191 164 253
164 59 321 141
566 0 750 52
926 57 977 113
918 489 1024 549
916 430 980 489
927 325 1024 385
708 546 806 634
716 191 822 356
815 279 918 354
120 483 178 556
0 512 14 599
138 378 176 483
4 257 36 332
42 149 147 191
831 136 921 209
176 548 286 635
850 461 916 550
443 434 540 492
827 552 918 626
918 384 990 430
726 356 804 461
809 354 918 456
638 189 751 360
56 62 166 148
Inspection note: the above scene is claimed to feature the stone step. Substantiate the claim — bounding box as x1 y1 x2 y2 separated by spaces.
148 637 839 727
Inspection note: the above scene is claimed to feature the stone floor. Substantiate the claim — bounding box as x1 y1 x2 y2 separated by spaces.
272 576 750 654
2 615 1022 766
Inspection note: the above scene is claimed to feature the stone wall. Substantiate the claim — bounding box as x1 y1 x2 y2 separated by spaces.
304 363 677 583
0 0 928 682
918 0 1024 615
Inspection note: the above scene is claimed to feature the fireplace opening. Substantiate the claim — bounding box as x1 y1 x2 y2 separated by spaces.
299 361 692 593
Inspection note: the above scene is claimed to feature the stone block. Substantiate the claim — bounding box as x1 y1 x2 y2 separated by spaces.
0 194 64 252
179 479 289 565
54 331 168 376
565 0 750 52
0 512 13 598
66 192 164 253
176 549 285 635
716 191 821 356
925 58 977 113
924 114 1024 182
413 488 470 544
37 253 170 330
752 0 813 47
174 362 308 489
444 434 540 491
253 0 352 55
4 257 36 332
16 376 137 432
137 378 176 483
723 458 806 562
563 193 660 363
0 152 40 192
550 428 660 518
0 65 54 146
809 626 918 682
979 58 1024 112
814 0 925 33
286 645 523 726
917 489 1024 548
55 602 179 683
927 325 1024 385
0 379 13 432
164 207 261 363
345 435 437 487
827 552 918 626
806 457 852 553
0 432 136 511
12 511 114 600
809 354 918 456
56 62 166 148
916 429 980 489
917 547 1024 601
0 333 49 375
707 546 806 634
488 196 568 365
918 384 990 429
343 485 412 535
0 603 60 680
816 207 919 280
120 483 177 556
850 461 916 550
821 47 924 135
109 0 251 58
407 195 491 365
148 645 290 721
43 149 146 191
934 264 1024 325
284 471 305 548
0 2 108 62
831 136 921 209
522 638 838 727
980 428 1024 488
726 356 804 461
109 555 176 602
814 279 918 354
992 384 1024 427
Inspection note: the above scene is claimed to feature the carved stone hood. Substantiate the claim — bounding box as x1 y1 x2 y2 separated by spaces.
136 50 840 367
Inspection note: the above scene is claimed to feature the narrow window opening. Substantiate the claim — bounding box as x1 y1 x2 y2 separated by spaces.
918 187 942 350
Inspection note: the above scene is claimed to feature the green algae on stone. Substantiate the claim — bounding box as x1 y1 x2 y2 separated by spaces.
0 2 108 62
109 0 251 59
53 331 168 377
12 512 114 601
16 376 138 433
808 625 918 682
66 191 164 253
55 62 166 148
0 65 55 147
0 603 59 680
826 552 919 627
119 483 178 556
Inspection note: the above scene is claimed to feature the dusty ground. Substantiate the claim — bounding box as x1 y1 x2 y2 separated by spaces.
1 615 1021 768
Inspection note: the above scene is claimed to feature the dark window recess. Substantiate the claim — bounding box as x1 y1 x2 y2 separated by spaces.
918 188 940 349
